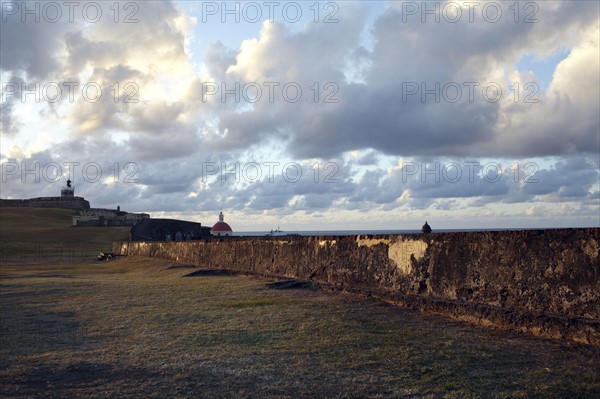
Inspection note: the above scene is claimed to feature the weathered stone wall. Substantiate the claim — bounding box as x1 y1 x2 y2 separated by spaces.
129 218 210 241
79 208 149 218
113 228 600 345
0 197 90 210
73 209 149 227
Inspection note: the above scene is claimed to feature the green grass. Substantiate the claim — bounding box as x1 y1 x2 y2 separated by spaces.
222 297 298 308
0 207 130 243
1 207 599 397
1 257 599 398
0 207 129 262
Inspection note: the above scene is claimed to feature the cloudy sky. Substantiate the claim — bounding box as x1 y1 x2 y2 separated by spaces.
1 0 599 231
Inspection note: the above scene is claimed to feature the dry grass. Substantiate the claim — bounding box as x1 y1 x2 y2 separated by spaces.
1 207 599 397
0 208 129 263
1 256 599 398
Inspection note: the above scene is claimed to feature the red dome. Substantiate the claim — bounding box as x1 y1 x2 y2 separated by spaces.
211 221 232 232
210 211 233 236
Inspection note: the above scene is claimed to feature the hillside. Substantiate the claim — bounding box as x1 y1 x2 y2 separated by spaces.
0 207 130 260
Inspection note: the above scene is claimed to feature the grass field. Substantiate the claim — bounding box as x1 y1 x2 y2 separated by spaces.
0 208 130 262
1 208 599 397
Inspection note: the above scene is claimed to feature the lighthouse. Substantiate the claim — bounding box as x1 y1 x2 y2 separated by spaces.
61 179 75 197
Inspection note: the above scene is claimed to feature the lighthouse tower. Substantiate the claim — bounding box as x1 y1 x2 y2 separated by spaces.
61 179 75 198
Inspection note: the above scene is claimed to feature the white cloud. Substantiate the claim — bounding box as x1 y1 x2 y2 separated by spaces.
1 1 598 229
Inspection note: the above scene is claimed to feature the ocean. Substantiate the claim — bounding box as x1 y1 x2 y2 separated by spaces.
232 228 549 237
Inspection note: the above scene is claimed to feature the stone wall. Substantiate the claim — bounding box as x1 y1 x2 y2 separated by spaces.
113 228 600 345
73 209 149 227
79 208 120 217
0 197 90 210
79 208 149 218
129 218 210 241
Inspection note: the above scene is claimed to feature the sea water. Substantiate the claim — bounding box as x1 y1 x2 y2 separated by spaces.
233 228 544 237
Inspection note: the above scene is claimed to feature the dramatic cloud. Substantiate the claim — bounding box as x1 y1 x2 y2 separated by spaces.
1 1 598 230
200 1 599 159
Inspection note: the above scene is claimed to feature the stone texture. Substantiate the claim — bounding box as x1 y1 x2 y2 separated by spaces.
130 218 211 241
113 228 600 345
0 197 90 210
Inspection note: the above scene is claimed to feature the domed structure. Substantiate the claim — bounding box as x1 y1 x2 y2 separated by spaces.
211 211 233 236
421 221 432 233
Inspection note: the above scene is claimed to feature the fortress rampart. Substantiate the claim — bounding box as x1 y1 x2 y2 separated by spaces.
113 228 600 345
0 197 90 210
73 208 149 227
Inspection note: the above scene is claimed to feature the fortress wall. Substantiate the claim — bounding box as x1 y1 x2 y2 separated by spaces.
113 228 600 345
0 199 28 207
80 208 119 217
0 197 90 210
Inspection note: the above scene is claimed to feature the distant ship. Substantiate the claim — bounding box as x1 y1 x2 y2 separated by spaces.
267 227 285 236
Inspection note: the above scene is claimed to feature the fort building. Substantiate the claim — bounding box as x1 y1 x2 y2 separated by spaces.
130 218 211 241
0 179 90 210
1 179 227 238
0 179 148 227
72 208 149 227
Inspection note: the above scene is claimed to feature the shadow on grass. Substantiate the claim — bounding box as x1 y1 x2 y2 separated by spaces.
184 269 240 277
266 280 321 290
